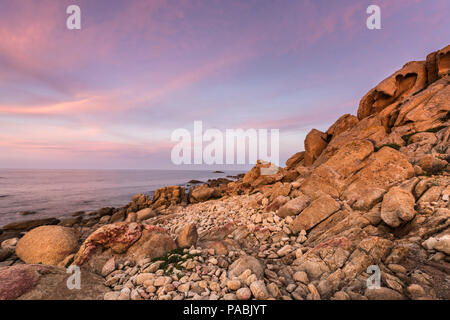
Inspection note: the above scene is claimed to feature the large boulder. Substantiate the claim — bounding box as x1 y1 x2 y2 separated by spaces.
380 187 416 228
304 129 328 166
15 226 79 266
326 114 359 138
0 264 108 300
176 223 198 248
72 222 176 274
285 152 305 169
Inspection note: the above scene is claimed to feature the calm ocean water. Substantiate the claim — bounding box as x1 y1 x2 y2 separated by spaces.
0 169 242 226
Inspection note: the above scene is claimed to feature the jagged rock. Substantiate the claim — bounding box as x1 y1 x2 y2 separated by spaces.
358 61 427 120
381 187 416 228
15 226 79 266
151 186 187 210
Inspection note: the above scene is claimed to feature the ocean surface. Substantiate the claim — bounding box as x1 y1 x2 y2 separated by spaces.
0 169 243 226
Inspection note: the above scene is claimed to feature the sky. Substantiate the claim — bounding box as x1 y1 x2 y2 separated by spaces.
0 0 449 170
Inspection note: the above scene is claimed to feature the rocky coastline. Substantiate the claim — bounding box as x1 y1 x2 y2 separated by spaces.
0 45 449 300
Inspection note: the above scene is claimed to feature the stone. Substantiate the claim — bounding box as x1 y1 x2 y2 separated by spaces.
326 114 359 138
277 194 311 217
176 223 198 248
178 282 190 293
407 284 426 298
293 271 309 284
15 226 79 266
136 208 156 221
422 235 450 255
101 257 116 277
227 279 241 291
285 152 305 169
236 287 252 300
365 287 404 300
381 187 416 228
290 194 340 233
250 280 268 300
190 185 216 203
1 238 18 249
228 255 264 279
304 129 328 166
151 186 187 210
104 291 120 300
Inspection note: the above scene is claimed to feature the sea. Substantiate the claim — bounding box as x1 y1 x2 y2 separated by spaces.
0 169 244 226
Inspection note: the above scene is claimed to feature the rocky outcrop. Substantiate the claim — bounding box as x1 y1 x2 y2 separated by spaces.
151 186 187 210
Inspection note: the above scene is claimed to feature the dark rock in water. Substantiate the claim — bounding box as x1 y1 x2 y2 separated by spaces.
98 207 115 217
71 211 85 217
187 179 203 185
227 173 245 180
0 264 108 300
2 218 60 231
213 170 225 173
0 248 13 262
82 217 99 227
207 177 232 187
58 216 82 227
111 210 125 223
0 230 21 243
17 211 36 216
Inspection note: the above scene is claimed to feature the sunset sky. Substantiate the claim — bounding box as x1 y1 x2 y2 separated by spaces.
0 0 449 169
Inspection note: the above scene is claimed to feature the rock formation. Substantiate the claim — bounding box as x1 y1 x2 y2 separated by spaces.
0 45 448 300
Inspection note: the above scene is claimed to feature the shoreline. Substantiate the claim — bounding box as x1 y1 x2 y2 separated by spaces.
0 172 245 242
